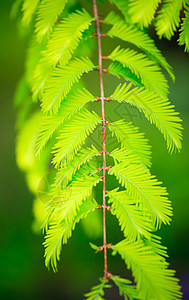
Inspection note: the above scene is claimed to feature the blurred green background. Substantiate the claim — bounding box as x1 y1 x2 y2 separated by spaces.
0 1 189 299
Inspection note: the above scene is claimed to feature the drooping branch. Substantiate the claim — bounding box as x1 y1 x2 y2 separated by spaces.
92 0 108 278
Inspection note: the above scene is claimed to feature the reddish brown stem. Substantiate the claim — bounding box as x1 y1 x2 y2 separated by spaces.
92 0 108 278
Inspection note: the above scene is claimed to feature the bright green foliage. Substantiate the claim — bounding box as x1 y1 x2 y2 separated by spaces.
44 197 98 272
14 0 185 299
22 0 40 26
42 57 95 114
107 189 152 240
52 109 100 167
129 0 161 28
36 88 96 154
35 0 68 41
108 120 151 167
84 279 111 300
106 16 175 81
112 239 182 300
55 146 100 188
111 83 183 153
155 0 183 40
111 276 139 300
108 61 144 88
108 161 172 228
108 46 169 97
178 3 189 52
44 9 93 66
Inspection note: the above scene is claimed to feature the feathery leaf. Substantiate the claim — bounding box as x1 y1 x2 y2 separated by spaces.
108 120 151 167
48 171 101 224
111 83 183 153
108 1 130 22
107 18 175 80
55 146 100 188
111 276 140 300
42 57 95 114
52 109 100 167
35 0 68 41
156 0 184 40
22 0 40 26
44 198 98 272
108 46 168 97
108 61 144 88
178 3 189 52
107 189 152 240
112 239 182 300
84 279 111 300
110 148 141 165
128 0 161 28
44 9 93 66
36 88 96 154
108 162 172 228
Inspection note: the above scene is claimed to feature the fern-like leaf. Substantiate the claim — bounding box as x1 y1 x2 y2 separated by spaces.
107 189 152 241
111 276 140 300
108 46 168 97
35 0 68 42
52 109 100 167
108 61 144 88
110 148 141 165
112 239 182 300
108 162 172 228
55 146 100 188
44 9 93 66
22 0 40 26
155 0 184 40
111 83 183 153
36 88 96 154
108 120 151 167
108 1 130 22
44 197 98 272
128 0 161 28
84 279 111 300
178 3 189 52
48 170 101 224
42 57 95 114
106 18 175 81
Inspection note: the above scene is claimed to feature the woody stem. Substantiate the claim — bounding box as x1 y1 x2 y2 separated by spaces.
92 0 108 278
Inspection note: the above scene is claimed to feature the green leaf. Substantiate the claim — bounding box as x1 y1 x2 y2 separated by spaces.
111 275 140 300
110 148 141 165
108 1 130 22
108 46 168 97
48 171 101 224
178 4 189 52
107 19 175 81
35 0 68 42
55 146 100 188
44 197 98 272
113 239 182 300
36 88 96 154
84 279 111 300
108 61 144 88
155 0 183 40
41 57 95 114
107 189 152 241
22 0 40 26
52 109 100 167
111 83 183 153
108 120 151 167
44 9 93 66
108 162 172 228
143 234 168 258
128 0 161 28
